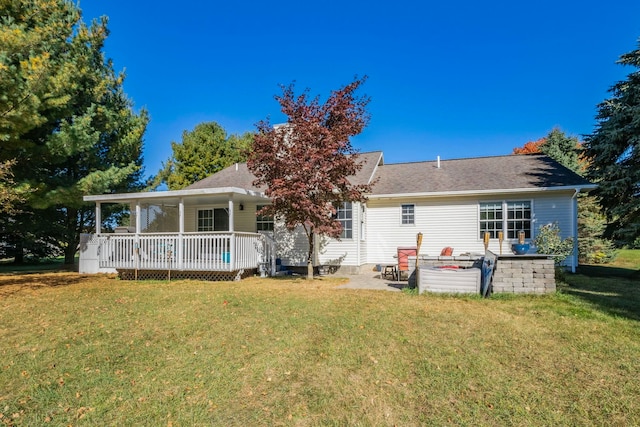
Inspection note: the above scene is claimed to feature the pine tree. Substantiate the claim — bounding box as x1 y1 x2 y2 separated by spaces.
0 1 148 264
513 128 617 263
584 38 640 245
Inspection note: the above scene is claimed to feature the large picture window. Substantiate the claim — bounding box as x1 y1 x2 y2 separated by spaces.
479 201 531 239
336 202 353 239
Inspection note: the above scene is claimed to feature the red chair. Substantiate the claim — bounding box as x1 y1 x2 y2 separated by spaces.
440 247 453 256
397 246 417 280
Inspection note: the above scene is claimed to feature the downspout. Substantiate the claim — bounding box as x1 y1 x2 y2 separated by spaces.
355 202 361 272
571 188 580 273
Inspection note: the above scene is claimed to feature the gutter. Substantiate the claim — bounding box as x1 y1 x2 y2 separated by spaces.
367 184 597 200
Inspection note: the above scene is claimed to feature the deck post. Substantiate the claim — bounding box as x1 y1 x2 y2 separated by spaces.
229 198 235 271
95 202 101 234
178 198 184 270
135 200 141 234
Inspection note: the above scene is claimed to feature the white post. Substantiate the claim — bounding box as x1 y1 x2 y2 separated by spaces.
229 198 235 270
178 198 184 270
135 201 141 270
135 201 141 234
95 202 101 234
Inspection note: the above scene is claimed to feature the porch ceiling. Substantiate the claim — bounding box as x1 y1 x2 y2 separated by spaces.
84 187 268 206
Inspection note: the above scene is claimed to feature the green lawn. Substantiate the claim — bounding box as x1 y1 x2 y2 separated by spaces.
1 268 639 426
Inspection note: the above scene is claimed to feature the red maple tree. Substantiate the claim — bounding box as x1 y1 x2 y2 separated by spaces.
247 77 374 279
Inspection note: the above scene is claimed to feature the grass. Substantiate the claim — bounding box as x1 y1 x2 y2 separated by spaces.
1 268 639 426
0 257 75 274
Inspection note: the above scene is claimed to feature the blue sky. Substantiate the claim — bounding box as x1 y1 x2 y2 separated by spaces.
79 0 640 178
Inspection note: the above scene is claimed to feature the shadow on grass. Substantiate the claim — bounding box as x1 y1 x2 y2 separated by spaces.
0 272 88 298
560 265 640 321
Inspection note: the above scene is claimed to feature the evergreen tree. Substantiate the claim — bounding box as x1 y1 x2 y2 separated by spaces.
584 38 640 245
151 121 252 190
540 128 584 174
0 1 147 264
513 128 617 263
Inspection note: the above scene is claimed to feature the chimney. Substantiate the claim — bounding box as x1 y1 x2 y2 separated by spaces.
437 156 441 169
235 163 238 171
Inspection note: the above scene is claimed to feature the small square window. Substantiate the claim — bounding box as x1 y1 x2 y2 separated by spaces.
401 204 415 225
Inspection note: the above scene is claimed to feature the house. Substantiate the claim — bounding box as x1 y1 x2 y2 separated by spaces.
80 152 595 278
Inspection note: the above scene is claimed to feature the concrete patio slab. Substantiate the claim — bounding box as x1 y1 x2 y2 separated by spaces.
334 270 409 292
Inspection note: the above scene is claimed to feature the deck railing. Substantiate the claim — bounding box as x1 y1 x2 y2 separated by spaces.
96 232 271 272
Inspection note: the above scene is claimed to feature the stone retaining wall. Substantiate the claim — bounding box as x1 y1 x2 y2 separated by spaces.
491 255 556 294
408 253 556 294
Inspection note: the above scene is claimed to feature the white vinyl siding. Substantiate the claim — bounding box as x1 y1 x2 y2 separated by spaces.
366 192 575 264
366 198 475 264
316 201 361 267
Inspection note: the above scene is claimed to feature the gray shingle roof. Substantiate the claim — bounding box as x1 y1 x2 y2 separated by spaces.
185 152 593 195
184 151 383 191
370 154 593 195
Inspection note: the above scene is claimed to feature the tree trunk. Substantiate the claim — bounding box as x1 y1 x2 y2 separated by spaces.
64 245 76 265
63 207 78 266
12 238 24 265
306 230 314 280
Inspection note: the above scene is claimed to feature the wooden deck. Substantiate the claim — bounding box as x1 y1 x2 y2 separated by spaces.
86 232 274 278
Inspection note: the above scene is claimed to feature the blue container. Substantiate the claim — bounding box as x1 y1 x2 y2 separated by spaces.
222 252 230 263
511 243 530 255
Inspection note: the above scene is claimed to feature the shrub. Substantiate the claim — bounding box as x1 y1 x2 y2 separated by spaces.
534 223 574 265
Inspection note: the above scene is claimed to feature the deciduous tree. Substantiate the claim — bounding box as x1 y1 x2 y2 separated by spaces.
512 137 545 154
151 121 252 190
584 38 640 245
248 77 374 279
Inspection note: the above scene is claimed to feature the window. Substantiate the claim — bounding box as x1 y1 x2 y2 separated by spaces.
479 202 503 238
401 204 415 225
197 208 229 232
197 209 213 232
256 205 274 232
336 202 353 239
506 201 531 239
479 201 531 239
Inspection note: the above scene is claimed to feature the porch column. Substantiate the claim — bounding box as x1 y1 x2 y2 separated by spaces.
95 202 101 234
178 198 184 270
229 198 235 270
135 200 141 234
228 198 235 232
